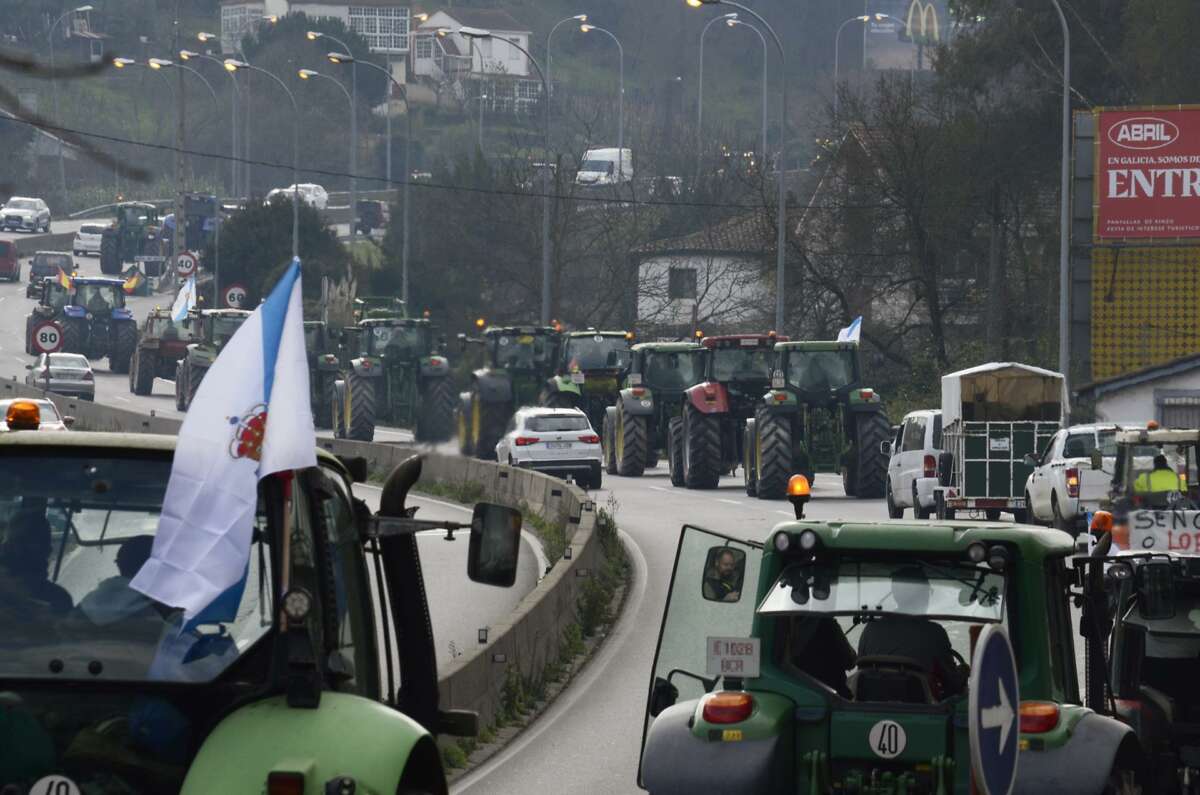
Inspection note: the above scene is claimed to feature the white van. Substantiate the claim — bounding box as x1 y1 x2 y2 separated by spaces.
882 409 943 519
575 148 633 187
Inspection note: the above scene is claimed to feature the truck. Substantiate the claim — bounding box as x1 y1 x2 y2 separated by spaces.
129 307 202 396
456 325 561 459
174 309 251 411
742 339 890 500
25 275 139 373
575 147 633 187
930 362 1066 522
638 480 1144 794
1022 424 1118 532
602 341 705 480
541 329 633 432
671 334 781 490
0 430 524 793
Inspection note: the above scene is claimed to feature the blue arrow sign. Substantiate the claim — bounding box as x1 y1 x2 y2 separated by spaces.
969 624 1019 795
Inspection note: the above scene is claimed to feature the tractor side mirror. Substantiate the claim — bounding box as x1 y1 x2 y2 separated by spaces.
1138 560 1176 620
1023 453 1039 467
648 676 679 717
1090 449 1103 471
457 333 468 352
467 503 522 587
880 440 892 457
62 416 75 428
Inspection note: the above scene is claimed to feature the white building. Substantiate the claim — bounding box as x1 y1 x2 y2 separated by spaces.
411 9 539 112
1077 354 1200 426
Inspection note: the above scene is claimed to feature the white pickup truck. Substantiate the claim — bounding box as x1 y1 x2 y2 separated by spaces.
1023 424 1117 531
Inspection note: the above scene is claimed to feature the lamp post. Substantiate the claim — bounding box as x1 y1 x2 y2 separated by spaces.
457 26 552 325
225 59 298 258
546 14 586 96
725 18 767 165
298 68 354 233
687 0 788 333
1049 0 1071 399
833 14 882 121
49 5 94 200
201 18 271 197
180 49 240 198
468 93 488 152
327 52 415 305
697 12 738 176
307 31 357 234
579 24 624 178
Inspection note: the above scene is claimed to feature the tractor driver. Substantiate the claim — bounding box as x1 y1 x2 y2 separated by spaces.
857 566 965 698
703 549 743 602
1134 453 1184 495
0 509 73 615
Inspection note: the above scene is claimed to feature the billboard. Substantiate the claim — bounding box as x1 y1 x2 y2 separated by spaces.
1095 106 1200 240
865 0 952 72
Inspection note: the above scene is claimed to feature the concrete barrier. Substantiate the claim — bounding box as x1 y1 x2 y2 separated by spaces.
15 233 76 257
0 385 605 735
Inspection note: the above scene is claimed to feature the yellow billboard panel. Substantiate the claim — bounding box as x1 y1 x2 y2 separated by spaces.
1092 245 1200 380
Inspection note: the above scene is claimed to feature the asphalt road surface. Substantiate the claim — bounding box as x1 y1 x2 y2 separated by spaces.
0 217 102 244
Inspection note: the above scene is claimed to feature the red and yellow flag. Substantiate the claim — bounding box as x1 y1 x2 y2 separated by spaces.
123 270 143 294
56 267 71 290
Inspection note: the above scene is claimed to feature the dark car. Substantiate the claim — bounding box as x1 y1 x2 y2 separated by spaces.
356 199 389 235
28 251 72 284
0 240 18 281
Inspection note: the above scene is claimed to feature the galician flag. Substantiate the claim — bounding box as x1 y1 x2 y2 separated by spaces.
837 316 863 343
131 258 315 621
171 275 197 322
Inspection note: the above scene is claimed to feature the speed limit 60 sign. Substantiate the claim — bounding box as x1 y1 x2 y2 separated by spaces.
31 321 63 354
223 282 248 309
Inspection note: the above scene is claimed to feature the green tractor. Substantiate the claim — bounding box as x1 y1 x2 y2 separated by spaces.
743 340 890 500
0 433 525 793
639 490 1144 794
25 276 139 373
540 329 633 431
330 317 455 443
456 325 562 459
304 320 343 430
602 341 705 479
129 307 202 396
173 309 251 411
99 201 164 276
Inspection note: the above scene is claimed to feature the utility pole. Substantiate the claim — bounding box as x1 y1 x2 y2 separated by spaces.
173 3 186 283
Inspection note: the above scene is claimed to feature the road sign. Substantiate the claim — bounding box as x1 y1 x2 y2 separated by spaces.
175 251 198 278
223 282 248 309
31 321 63 354
969 624 1020 795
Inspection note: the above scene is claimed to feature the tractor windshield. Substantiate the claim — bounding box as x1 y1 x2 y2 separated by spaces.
73 283 124 311
564 336 629 371
0 449 273 683
758 560 1005 623
1118 442 1198 498
787 350 859 392
493 333 555 370
641 350 704 391
120 205 154 225
367 324 428 356
710 347 773 382
211 317 245 348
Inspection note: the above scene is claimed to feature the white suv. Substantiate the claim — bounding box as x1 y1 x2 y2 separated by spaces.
72 223 107 255
883 409 943 519
2 197 51 232
266 183 328 209
1023 424 1117 531
496 406 603 489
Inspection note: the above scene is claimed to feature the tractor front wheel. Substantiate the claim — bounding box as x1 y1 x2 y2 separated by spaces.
668 417 685 487
343 371 377 442
130 348 156 395
416 376 456 442
852 411 890 499
615 403 647 477
109 321 137 374
682 403 721 490
99 231 121 275
602 408 618 475
742 421 757 497
183 362 204 410
456 397 475 457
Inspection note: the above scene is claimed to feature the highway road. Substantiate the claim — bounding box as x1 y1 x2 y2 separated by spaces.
0 217 103 245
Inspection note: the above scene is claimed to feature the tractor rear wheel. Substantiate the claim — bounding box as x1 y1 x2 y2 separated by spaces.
61 318 85 356
311 374 332 430
344 371 377 442
755 408 793 500
130 349 156 395
184 362 204 409
472 393 510 460
109 321 137 374
615 403 647 477
174 361 186 411
456 397 475 457
743 422 757 497
99 231 121 275
668 417 685 487
852 411 890 499
602 408 618 475
415 376 456 442
682 403 721 489
330 380 346 437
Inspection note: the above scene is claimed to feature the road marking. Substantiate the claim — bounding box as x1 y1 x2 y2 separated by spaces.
112 396 129 403
716 498 742 506
775 510 794 517
648 485 673 493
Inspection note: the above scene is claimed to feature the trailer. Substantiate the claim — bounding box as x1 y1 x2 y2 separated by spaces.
931 362 1066 521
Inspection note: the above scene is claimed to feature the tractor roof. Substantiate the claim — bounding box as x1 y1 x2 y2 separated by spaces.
631 341 702 353
71 276 125 286
701 334 788 349
774 519 1075 560
484 326 558 336
564 330 629 339
202 309 251 319
33 250 71 257
361 317 429 328
775 340 859 352
1114 428 1200 445
120 202 158 210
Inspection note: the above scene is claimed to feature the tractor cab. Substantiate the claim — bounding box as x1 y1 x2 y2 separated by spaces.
542 330 633 430
640 516 1142 794
200 309 250 351
698 334 783 405
70 278 128 314
628 342 706 395
357 319 435 360
775 341 865 403
353 296 407 322
483 326 560 377
101 203 163 276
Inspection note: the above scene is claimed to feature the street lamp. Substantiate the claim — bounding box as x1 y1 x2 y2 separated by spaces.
726 18 768 165
458 26 553 325
697 12 737 175
49 4 94 200
181 49 240 198
546 14 586 97
1049 0 1071 398
833 15 883 121
200 18 270 196
579 24 624 175
467 93 488 152
686 0 789 333
225 59 299 258
298 68 354 237
307 31 358 232
327 51 416 305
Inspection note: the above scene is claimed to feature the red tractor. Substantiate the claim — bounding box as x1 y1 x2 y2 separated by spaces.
669 333 785 489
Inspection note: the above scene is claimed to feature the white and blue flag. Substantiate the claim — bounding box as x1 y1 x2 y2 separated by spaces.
837 315 863 343
132 258 315 621
171 275 197 322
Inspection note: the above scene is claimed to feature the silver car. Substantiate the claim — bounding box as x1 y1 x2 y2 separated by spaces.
26 353 95 401
2 196 51 232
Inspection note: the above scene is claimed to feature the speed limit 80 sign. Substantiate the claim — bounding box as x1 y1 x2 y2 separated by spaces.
31 321 64 354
